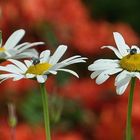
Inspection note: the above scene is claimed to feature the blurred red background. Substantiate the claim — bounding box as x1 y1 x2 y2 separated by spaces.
0 0 140 140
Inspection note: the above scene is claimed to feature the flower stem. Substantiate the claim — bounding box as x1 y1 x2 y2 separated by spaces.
40 83 51 140
8 103 17 140
126 77 136 140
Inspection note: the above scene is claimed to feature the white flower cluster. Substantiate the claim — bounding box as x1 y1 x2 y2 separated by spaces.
0 29 87 83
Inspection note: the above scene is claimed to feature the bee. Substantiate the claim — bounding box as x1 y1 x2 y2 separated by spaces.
130 48 137 55
127 48 137 55
31 57 40 65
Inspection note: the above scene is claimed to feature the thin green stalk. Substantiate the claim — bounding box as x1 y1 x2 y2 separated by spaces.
8 103 17 140
40 83 51 140
126 77 136 140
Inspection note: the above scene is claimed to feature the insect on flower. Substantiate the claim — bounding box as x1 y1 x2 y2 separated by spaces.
31 57 40 65
130 48 137 55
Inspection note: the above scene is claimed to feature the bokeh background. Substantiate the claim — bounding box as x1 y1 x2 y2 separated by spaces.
0 0 140 140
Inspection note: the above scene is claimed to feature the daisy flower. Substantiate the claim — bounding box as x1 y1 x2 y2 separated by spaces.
0 29 44 60
0 45 87 83
88 32 140 95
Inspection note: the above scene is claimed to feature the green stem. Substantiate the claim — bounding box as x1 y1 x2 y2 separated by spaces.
126 77 136 140
40 83 51 140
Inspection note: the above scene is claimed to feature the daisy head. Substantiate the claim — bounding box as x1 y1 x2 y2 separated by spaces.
88 32 140 95
0 45 87 83
0 29 44 60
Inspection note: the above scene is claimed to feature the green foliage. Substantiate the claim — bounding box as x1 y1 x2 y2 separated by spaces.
18 90 43 125
83 0 140 34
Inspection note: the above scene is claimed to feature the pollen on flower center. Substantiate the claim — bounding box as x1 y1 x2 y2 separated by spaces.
25 62 52 75
120 53 140 71
0 47 5 52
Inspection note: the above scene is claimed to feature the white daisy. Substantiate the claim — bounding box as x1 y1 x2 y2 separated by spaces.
88 32 140 95
0 29 44 60
0 45 87 83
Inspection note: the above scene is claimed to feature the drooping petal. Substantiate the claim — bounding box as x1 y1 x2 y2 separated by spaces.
113 32 130 56
96 72 110 84
115 70 129 86
49 45 67 65
57 68 79 78
90 71 103 79
4 29 25 50
36 75 47 83
116 78 130 95
116 75 131 87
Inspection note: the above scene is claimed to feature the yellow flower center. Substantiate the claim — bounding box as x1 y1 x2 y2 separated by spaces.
26 62 52 75
0 47 5 52
120 53 140 71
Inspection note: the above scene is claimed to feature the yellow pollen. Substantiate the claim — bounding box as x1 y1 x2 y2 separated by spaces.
120 54 140 71
0 47 5 52
26 62 52 75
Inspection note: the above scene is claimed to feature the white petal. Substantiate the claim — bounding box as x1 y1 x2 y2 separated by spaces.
24 60 32 67
36 75 47 83
60 55 81 63
88 61 119 71
14 49 38 59
0 65 22 74
113 32 130 56
6 64 23 73
49 45 67 65
57 68 79 78
40 50 50 62
48 70 57 75
63 58 87 66
96 73 110 84
90 71 103 79
0 73 18 79
26 73 35 78
14 42 30 49
116 81 130 95
101 46 122 59
134 72 140 80
0 73 19 83
116 75 131 87
8 59 27 72
4 29 25 50
13 75 24 81
0 66 17 74
17 42 44 53
115 70 129 85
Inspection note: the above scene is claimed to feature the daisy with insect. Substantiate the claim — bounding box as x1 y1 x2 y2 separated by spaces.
0 45 87 140
88 32 139 140
0 29 44 60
